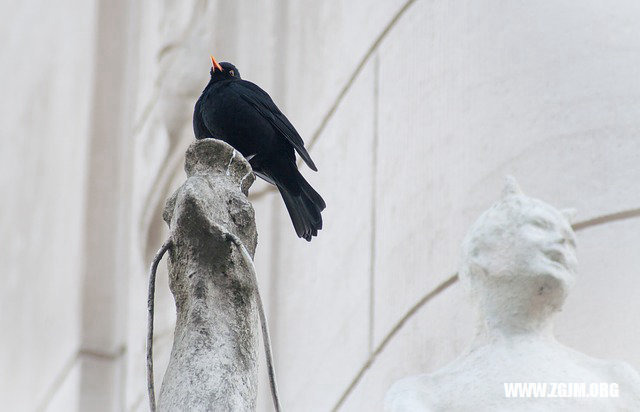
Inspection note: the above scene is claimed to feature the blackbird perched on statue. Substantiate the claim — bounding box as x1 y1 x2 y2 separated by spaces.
193 55 326 241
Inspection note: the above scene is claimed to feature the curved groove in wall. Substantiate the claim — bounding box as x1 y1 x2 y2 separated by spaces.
304 0 418 152
131 0 208 136
36 351 79 412
249 0 419 201
572 208 640 231
36 346 127 411
331 274 458 411
331 209 640 411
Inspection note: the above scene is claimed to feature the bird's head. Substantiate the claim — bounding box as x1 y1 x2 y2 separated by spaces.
209 55 241 80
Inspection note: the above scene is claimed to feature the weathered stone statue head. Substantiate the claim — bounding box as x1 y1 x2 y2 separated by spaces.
460 177 578 334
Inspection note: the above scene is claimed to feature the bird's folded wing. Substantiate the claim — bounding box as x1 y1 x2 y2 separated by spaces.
229 81 318 171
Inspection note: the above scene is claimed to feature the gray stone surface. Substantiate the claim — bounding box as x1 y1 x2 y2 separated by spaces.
157 139 259 411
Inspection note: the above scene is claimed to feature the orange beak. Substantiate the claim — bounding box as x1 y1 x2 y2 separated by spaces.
210 55 223 72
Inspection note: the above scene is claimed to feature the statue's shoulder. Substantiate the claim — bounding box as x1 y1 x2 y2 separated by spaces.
384 374 438 412
606 359 640 379
385 368 476 412
565 345 640 384
571 351 640 404
606 360 640 398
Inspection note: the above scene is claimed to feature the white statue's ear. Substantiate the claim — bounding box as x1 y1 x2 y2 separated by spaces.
502 175 523 198
561 208 577 223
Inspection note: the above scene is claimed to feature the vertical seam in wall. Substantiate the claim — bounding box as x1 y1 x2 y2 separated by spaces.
369 54 380 353
306 0 418 152
247 0 419 201
332 275 459 412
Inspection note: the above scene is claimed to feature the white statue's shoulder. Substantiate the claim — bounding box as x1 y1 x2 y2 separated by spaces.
560 343 640 387
606 359 640 401
384 375 438 412
607 359 640 382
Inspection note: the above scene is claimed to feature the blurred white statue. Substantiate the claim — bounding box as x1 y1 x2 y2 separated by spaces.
385 177 640 411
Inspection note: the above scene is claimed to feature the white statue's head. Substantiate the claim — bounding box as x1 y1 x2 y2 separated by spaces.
460 177 578 332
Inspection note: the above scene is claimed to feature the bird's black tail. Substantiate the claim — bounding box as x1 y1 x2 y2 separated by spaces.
260 162 325 241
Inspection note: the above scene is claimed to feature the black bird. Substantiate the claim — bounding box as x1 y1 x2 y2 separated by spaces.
193 55 326 241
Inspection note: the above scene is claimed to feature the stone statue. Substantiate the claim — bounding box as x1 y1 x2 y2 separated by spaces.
385 177 640 411
158 139 260 411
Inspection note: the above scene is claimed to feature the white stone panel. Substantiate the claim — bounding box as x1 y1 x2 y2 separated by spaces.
44 360 81 412
77 354 124 412
249 192 280 412
270 64 376 411
339 281 473 411
557 218 640 371
281 0 406 140
374 0 640 346
0 0 96 410
234 0 281 97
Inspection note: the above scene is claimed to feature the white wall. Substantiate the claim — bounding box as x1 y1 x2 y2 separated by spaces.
0 0 96 410
259 1 640 410
2 1 639 411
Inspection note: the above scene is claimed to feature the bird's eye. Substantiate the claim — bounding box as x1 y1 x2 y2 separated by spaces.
229 70 235 77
